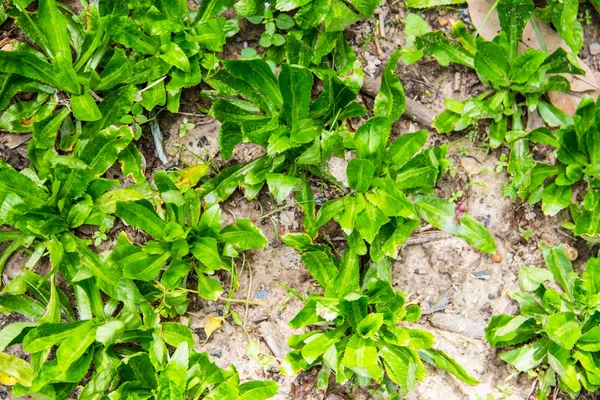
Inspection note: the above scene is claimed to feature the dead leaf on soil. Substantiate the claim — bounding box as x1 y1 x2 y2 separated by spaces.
467 0 600 115
203 315 223 342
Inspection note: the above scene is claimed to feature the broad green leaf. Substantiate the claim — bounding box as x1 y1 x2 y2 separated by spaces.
415 32 475 68
474 41 510 88
94 48 133 91
197 0 236 23
499 339 549 371
0 294 45 319
548 343 581 392
355 202 390 244
82 84 137 137
70 92 101 121
497 0 534 62
485 314 537 347
354 117 391 169
162 322 195 348
414 196 496 253
509 49 547 84
220 219 268 249
301 251 338 288
347 159 375 193
123 250 171 282
543 312 581 350
0 52 62 90
576 326 600 352
223 59 282 112
346 0 381 15
0 352 34 386
341 334 383 380
541 244 574 296
107 16 158 54
196 273 224 300
238 380 279 400
116 202 167 239
374 50 405 122
279 64 313 126
366 178 417 218
357 313 384 338
324 0 359 32
38 0 80 93
56 320 97 371
159 42 190 72
191 237 227 272
219 121 243 160
583 258 600 295
266 173 302 202
518 267 554 291
330 250 360 298
96 320 125 346
23 321 85 353
0 322 36 351
301 325 346 363
388 130 427 170
378 344 425 395
157 342 188 399
419 348 478 385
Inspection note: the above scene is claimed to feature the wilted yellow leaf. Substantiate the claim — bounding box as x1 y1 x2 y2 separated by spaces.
170 164 209 190
203 316 223 342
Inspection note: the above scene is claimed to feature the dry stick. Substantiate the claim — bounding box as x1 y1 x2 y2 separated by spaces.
361 75 436 128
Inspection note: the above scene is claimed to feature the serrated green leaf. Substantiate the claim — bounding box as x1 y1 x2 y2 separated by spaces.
419 348 479 385
70 92 101 121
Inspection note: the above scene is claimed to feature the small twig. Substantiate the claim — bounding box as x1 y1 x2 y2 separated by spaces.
217 297 263 306
150 113 169 165
139 76 167 94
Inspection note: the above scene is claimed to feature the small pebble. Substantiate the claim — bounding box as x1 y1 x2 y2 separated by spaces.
590 42 600 56
255 289 270 300
211 349 222 358
438 17 449 27
471 270 491 280
491 253 503 263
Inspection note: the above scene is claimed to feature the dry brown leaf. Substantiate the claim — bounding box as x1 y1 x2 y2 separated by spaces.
467 0 600 115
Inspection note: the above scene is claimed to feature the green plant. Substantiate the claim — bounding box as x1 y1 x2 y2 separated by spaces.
0 123 145 276
202 53 496 259
0 0 237 128
198 56 364 207
280 233 479 395
485 244 600 399
236 0 381 69
407 2 584 148
113 166 268 307
535 0 584 55
504 96 600 241
0 288 278 399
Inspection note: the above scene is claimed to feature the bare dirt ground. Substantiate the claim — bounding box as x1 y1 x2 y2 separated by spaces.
1 1 600 399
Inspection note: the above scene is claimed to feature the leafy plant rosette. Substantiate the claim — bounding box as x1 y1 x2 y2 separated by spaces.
201 52 497 259
198 55 365 205
112 167 268 313
406 0 585 148
485 244 600 399
235 0 382 69
504 96 600 241
280 233 479 395
0 0 237 133
0 122 147 278
0 296 278 399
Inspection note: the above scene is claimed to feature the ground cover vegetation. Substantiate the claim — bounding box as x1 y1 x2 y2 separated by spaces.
0 0 598 397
